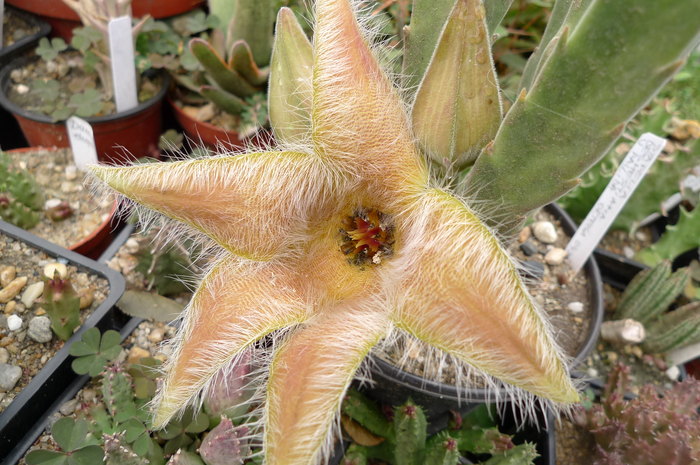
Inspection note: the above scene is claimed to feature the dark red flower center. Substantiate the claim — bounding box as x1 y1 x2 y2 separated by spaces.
340 208 394 266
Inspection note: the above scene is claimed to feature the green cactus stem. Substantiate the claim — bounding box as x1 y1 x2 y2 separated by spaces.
614 262 690 324
643 301 700 354
0 153 45 229
466 0 700 234
393 400 428 465
43 271 81 341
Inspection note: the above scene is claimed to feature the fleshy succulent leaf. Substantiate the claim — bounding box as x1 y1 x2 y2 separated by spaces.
190 38 258 98
229 40 269 86
467 0 700 234
636 207 700 265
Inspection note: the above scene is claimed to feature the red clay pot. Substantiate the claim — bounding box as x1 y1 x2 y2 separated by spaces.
6 147 122 259
0 58 169 165
6 0 204 40
169 97 273 151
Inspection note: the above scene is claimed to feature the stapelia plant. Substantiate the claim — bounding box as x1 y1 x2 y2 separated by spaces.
90 0 700 464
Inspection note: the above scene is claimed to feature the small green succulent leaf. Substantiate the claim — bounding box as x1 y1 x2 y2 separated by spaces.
52 418 91 452
30 79 60 101
25 450 68 465
67 446 105 465
412 0 502 169
190 38 258 98
36 37 68 61
184 410 210 434
68 89 104 118
117 290 184 323
636 207 700 266
70 328 122 376
70 27 102 52
199 85 247 116
229 40 269 86
268 7 313 145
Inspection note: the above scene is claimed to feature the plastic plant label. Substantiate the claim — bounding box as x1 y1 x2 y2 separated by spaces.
67 116 99 170
566 133 667 272
108 16 138 112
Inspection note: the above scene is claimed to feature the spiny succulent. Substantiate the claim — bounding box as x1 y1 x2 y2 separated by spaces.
636 206 700 266
340 390 536 465
43 271 82 341
0 152 44 229
88 0 700 464
612 262 700 354
573 363 700 465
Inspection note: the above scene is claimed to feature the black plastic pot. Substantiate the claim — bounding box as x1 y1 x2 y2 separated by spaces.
0 220 129 465
0 7 50 67
364 203 605 423
0 7 50 150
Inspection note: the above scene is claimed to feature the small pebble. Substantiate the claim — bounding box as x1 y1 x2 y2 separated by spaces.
0 277 28 303
519 241 538 257
532 221 558 244
124 238 140 254
28 316 53 343
59 399 78 416
520 261 545 281
586 367 599 378
0 364 22 391
43 263 68 280
630 346 643 358
64 165 78 181
623 246 635 259
148 327 165 343
606 351 618 364
544 247 567 265
127 346 151 365
15 84 29 94
44 198 64 210
7 315 22 331
518 226 531 243
78 288 94 310
665 365 680 381
0 266 16 287
0 348 8 364
4 301 16 315
567 301 584 313
21 282 44 308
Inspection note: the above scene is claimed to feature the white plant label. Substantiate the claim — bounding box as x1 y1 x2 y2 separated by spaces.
67 116 98 170
108 16 138 112
0 0 5 49
566 133 667 272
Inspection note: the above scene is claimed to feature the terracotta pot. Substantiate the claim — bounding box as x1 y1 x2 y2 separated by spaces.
0 57 169 165
5 0 204 40
5 147 123 259
168 97 273 151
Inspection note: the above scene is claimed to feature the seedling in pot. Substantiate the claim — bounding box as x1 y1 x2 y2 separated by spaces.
0 151 44 229
44 270 81 341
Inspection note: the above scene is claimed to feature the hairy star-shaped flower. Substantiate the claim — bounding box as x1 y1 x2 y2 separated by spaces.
92 0 578 463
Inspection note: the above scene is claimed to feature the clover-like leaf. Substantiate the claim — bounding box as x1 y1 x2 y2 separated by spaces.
24 450 67 465
36 37 68 61
68 89 105 118
30 79 60 102
71 26 102 52
70 328 122 377
158 408 209 455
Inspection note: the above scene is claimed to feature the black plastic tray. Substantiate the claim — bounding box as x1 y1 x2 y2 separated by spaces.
0 220 128 464
0 6 50 67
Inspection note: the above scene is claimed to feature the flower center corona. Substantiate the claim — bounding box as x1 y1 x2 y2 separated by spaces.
340 208 394 265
